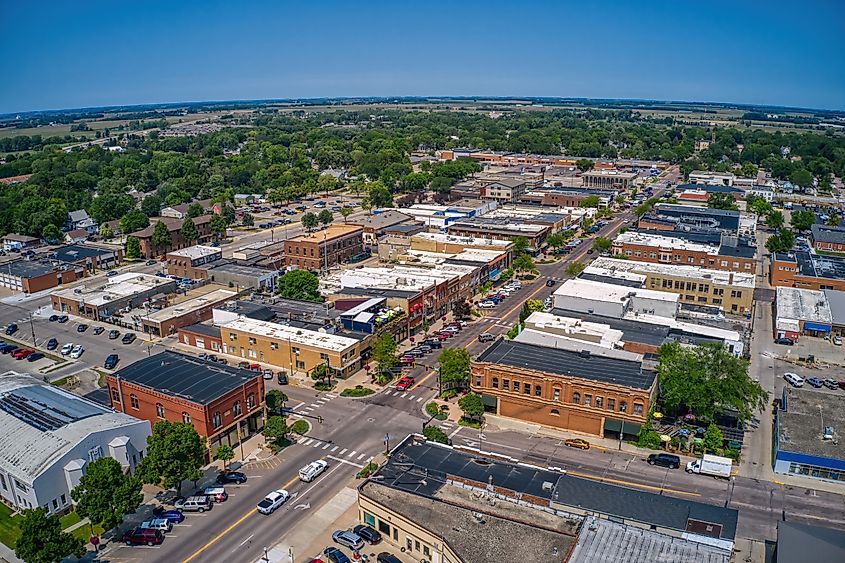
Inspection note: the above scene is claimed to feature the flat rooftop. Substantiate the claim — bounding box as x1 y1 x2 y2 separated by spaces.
222 317 359 352
113 351 260 405
52 244 115 262
208 262 273 278
582 169 637 179
4 259 56 279
53 272 174 306
776 286 832 323
411 232 513 249
779 387 845 462
327 263 475 293
349 210 414 230
448 217 548 235
614 231 718 254
287 223 362 243
167 245 221 260
476 338 654 390
145 289 236 323
264 298 338 321
554 278 681 304
586 257 756 289
775 251 845 280
522 311 626 348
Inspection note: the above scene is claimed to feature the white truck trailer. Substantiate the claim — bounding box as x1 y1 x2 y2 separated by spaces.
685 454 732 478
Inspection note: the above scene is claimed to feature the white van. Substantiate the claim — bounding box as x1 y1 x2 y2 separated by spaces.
784 372 804 387
298 459 328 482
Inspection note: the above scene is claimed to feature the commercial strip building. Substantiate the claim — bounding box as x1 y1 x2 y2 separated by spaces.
51 244 122 272
348 210 418 245
483 204 592 233
447 217 550 254
131 215 214 258
51 272 177 321
770 251 845 291
284 224 364 271
581 169 637 189
0 258 85 294
479 177 530 203
639 204 741 235
166 245 223 278
107 351 264 459
773 387 845 483
219 317 366 378
1 233 41 252
811 224 845 253
582 257 755 315
358 435 736 563
0 371 150 515
774 521 845 563
519 186 614 208
688 171 736 186
388 201 495 231
140 288 237 337
774 286 845 339
612 231 757 273
166 244 278 291
408 232 513 256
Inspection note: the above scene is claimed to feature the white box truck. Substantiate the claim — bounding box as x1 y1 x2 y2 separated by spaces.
685 454 732 478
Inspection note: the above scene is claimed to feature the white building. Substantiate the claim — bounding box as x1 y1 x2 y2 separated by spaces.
552 278 680 319
688 171 736 186
0 372 151 514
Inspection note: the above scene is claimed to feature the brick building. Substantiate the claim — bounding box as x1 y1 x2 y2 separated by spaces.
106 351 264 458
770 251 845 291
177 323 223 352
284 224 364 271
811 224 845 253
166 245 223 278
612 231 756 274
447 218 550 254
581 169 637 189
131 216 213 259
471 339 656 439
141 288 237 337
0 259 85 294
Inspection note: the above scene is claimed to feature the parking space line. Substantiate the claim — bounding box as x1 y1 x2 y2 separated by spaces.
330 446 339 452
347 450 356 458
356 453 366 460
321 443 330 450
339 448 347 455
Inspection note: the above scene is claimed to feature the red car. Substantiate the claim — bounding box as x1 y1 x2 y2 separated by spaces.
400 356 415 365
395 376 415 391
122 528 164 546
11 348 33 360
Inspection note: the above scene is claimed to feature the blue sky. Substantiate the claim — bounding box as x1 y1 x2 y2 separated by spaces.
1 0 844 113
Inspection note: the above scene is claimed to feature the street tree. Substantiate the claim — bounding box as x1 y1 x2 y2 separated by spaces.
575 159 594 173
372 333 398 371
318 209 333 226
580 195 601 208
180 217 199 242
513 253 534 272
565 261 585 277
766 210 784 229
136 421 205 496
511 236 529 256
458 393 484 424
656 342 767 423
339 207 354 223
99 222 113 239
519 300 545 323
790 209 815 232
438 348 470 391
546 232 565 252
765 228 795 254
453 299 472 320
151 220 171 249
209 213 227 238
125 236 141 259
215 444 235 470
368 180 393 208
422 425 449 444
592 237 612 253
71 457 142 535
827 213 841 227
265 389 288 414
241 212 254 227
14 508 85 563
120 209 150 234
301 212 318 231
310 363 332 386
707 192 738 210
703 423 725 454
264 415 289 445
276 270 321 301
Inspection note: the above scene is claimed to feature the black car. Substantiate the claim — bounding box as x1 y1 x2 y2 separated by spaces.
376 554 402 563
27 352 44 362
323 547 351 563
0 344 16 354
46 338 58 350
352 524 381 545
109 330 120 340
122 333 136 344
277 372 288 385
216 471 247 485
5 324 17 335
647 453 680 469
77 324 88 333
774 337 794 346
93 326 105 335
104 354 119 370
546 279 556 287
48 315 58 322
57 315 69 323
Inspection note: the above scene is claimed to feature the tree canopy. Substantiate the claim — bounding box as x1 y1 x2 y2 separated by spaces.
790 209 815 232
707 192 738 211
276 270 321 301
125 236 141 259
372 333 398 371
136 421 206 496
458 393 484 422
14 508 85 563
438 348 470 391
70 457 142 533
180 217 199 242
301 212 318 230
765 228 795 254
151 220 172 248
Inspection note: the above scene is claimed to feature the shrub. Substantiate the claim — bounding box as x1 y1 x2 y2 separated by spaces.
356 462 379 479
290 420 309 435
423 426 449 444
425 402 440 418
313 382 334 392
458 417 482 429
439 388 459 400
340 386 375 397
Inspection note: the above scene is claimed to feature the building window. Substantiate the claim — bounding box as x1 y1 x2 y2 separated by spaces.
233 401 242 417
502 379 510 390
474 375 482 386
248 349 257 359
584 394 592 407
595 396 603 408
377 519 390 534
633 403 644 416
492 377 499 389
60 494 66 505
572 392 580 404
248 337 256 345
230 333 237 341
247 393 256 409
619 401 627 413
292 347 301 355
513 381 520 392
553 388 561 401
130 394 139 409
607 398 615 411
212 411 222 429
52 499 58 510
523 383 531 395
88 446 103 462
110 387 120 403
296 360 305 369
535 385 542 397
270 342 278 350
182 412 191 423
155 403 165 418
550 408 560 416
0 475 6 491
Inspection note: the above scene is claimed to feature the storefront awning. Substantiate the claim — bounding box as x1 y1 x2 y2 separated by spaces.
604 419 641 435
803 322 831 332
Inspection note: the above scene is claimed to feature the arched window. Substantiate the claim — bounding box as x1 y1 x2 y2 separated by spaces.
233 401 242 417
550 409 560 416
182 412 191 423
155 403 165 418
572 392 580 405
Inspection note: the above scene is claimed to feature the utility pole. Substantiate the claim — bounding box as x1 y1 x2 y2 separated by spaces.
28 312 36 347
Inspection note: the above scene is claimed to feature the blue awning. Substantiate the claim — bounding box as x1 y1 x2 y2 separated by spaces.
803 322 831 332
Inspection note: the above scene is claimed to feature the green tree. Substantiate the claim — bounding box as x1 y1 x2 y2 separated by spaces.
656 342 767 423
209 213 228 238
265 389 288 414
438 348 470 391
546 232 565 252
220 204 236 225
264 415 289 445
317 209 334 226
580 195 601 208
765 228 795 254
518 300 545 323
339 207 354 223
740 162 758 178
592 237 612 253
88 192 135 224
125 236 141 259
458 393 484 423
511 236 529 256
575 159 594 173
790 209 815 232
99 222 113 239
120 209 150 234
215 444 235 470
301 212 318 231
136 421 205 496
241 212 254 227
14 508 85 563
827 213 840 227
513 253 534 272
703 423 725 454
276 270 321 301
180 217 199 242
372 333 398 371
708 192 738 211
766 210 784 229
566 261 585 277
453 299 472 320
422 425 449 444
41 223 62 243
368 180 393 208
140 193 163 217
151 220 172 249
789 168 813 189
310 363 332 385
70 457 142 534
186 203 205 218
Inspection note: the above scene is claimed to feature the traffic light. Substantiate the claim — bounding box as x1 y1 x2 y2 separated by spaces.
317 415 323 424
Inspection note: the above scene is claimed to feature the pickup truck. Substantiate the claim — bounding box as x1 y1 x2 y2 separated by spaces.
685 454 732 479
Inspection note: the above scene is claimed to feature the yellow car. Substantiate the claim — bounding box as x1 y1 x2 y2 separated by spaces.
564 438 590 450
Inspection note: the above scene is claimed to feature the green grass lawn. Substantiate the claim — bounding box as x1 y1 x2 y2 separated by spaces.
0 502 22 548
59 511 82 529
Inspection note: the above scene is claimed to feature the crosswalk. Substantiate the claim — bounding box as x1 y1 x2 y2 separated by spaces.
378 387 426 403
288 393 337 419
295 435 374 463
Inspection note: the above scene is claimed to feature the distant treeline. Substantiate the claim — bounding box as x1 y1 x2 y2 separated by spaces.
741 112 821 125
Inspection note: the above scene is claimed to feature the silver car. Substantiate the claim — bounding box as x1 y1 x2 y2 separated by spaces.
332 530 364 550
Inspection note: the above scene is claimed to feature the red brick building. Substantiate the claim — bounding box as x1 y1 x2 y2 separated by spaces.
132 216 214 259
612 231 756 274
284 224 364 271
107 351 264 458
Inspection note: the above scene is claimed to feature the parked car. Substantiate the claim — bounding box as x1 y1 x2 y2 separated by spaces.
323 547 351 563
48 315 58 322
60 343 74 355
647 453 681 469
216 471 247 485
69 345 84 359
774 337 794 346
352 524 381 545
332 530 364 551
477 301 496 309
140 518 173 533
564 438 590 450
11 348 33 360
299 459 328 482
77 324 88 333
5 324 17 335
104 354 119 369
122 333 136 344
202 487 228 503
784 372 804 387
834 335 842 346
152 508 184 523
57 315 68 323
423 339 442 349
823 378 838 390
256 489 290 515
122 528 164 546
0 344 16 354
26 352 44 362
395 376 415 391
478 333 495 343
376 553 402 563
106 329 120 340
263 369 274 380
106 270 118 277
807 377 824 388
277 371 289 385
93 326 105 335
174 496 213 512
46 338 58 350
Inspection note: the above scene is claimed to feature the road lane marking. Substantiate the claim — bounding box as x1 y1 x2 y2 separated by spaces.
304 438 314 446
321 443 330 450
330 446 339 452
311 441 321 448
339 448 347 455
357 453 366 460
347 450 356 458
238 534 254 547
448 427 462 439
327 455 365 468
416 396 423 402
564 469 701 497
401 392 408 398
